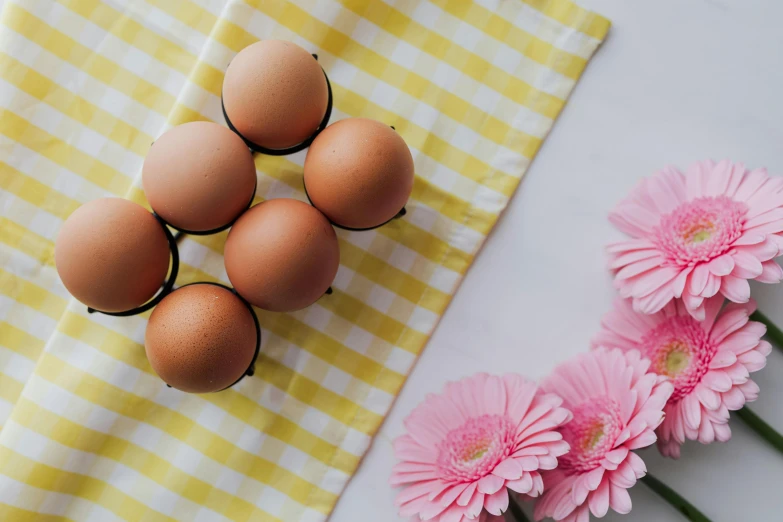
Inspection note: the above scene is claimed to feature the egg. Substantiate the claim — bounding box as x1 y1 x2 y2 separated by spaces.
142 121 256 232
224 198 339 312
55 198 170 312
145 284 258 393
303 118 415 229
222 40 328 150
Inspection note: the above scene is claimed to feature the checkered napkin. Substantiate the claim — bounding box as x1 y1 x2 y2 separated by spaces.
0 0 609 520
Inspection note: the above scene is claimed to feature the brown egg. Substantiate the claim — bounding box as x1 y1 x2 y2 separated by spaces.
222 40 328 150
142 121 256 232
303 118 414 229
145 284 258 393
224 199 339 312
55 198 170 312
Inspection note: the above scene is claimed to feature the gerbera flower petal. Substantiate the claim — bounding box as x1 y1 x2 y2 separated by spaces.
695 383 721 410
710 306 752 343
438 483 470 506
537 454 559 471
610 160 783 317
609 483 633 514
722 387 747 410
593 296 769 458
484 489 509 516
588 478 611 517
514 455 539 472
466 492 485 518
720 275 751 302
507 472 534 494
609 461 637 489
682 393 702 430
708 254 735 276
738 237 780 261
456 482 477 507
745 218 783 236
702 370 733 392
534 349 670 521
609 249 662 270
731 251 764 278
732 169 761 200
738 349 768 372
439 503 468 522
627 429 658 449
734 231 766 246
697 418 716 444
758 260 783 283
689 264 710 295
392 373 571 521
709 350 737 369
682 293 706 320
725 362 750 384
398 493 431 517
744 207 783 229
714 421 733 442
739 379 760 401
658 437 682 458
491 458 524 480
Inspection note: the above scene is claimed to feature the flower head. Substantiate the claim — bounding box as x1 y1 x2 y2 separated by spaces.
609 160 783 319
593 296 771 458
391 373 572 521
534 349 673 522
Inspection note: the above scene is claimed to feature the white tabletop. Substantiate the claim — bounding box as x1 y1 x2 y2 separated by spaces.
331 1 783 521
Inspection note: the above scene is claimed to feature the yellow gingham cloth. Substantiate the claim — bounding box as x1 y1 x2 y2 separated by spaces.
0 0 609 520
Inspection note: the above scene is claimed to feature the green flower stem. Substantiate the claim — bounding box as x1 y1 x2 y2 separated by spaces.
507 494 531 522
736 406 783 455
750 310 783 354
640 474 712 522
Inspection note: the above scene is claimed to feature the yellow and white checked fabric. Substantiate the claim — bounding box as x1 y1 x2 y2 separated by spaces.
0 0 609 520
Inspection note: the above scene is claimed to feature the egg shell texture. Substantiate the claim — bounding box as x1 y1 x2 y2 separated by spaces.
145 284 257 393
54 198 170 313
224 198 340 312
142 121 257 232
303 118 415 229
222 40 328 150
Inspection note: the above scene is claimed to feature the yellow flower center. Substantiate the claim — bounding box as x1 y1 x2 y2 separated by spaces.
436 414 515 482
658 341 691 377
641 316 716 402
582 423 605 451
682 220 715 245
559 397 623 474
460 441 489 462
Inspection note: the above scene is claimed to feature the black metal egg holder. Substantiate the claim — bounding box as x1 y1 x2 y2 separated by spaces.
221 54 333 156
81 48 404 389
87 213 180 317
77 51 357 393
82 209 332 390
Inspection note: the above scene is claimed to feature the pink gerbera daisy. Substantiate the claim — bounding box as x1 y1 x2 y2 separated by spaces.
391 374 572 522
534 349 673 522
592 296 771 458
609 159 783 320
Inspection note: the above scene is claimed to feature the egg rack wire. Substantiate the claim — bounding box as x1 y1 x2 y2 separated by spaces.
221 54 333 156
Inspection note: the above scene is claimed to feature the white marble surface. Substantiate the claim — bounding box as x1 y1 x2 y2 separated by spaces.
331 1 783 521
